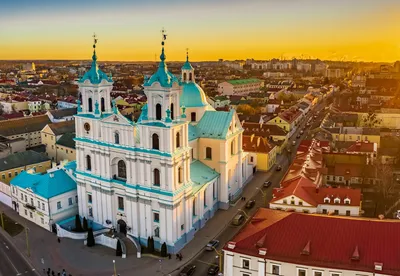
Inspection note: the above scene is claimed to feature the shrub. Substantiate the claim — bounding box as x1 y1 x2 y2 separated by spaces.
86 228 95 247
116 240 122 256
161 242 167 257
82 217 88 231
74 214 83 232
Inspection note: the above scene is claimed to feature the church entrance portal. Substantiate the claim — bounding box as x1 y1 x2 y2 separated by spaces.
118 219 127 235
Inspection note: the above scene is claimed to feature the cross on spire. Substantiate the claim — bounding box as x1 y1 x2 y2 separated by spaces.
186 48 189 61
161 28 167 46
93 33 98 49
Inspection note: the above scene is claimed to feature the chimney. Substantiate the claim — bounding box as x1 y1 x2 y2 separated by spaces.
374 262 383 271
258 248 267 256
351 245 360 261
227 241 236 249
301 241 311 256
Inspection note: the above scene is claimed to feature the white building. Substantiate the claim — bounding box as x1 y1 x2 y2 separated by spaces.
10 163 78 231
223 208 400 276
57 100 78 109
326 66 345 78
296 62 312 72
74 40 252 253
218 79 262 96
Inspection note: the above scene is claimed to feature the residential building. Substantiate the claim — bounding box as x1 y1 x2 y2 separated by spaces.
326 66 345 78
242 122 289 152
218 79 262 96
207 96 230 109
55 133 76 162
329 127 381 147
223 208 400 276
41 120 75 162
0 115 51 148
0 150 51 184
242 135 276 172
270 176 361 216
10 162 77 231
47 108 77 123
57 99 78 109
74 41 252 253
0 135 26 158
266 107 303 137
0 100 28 114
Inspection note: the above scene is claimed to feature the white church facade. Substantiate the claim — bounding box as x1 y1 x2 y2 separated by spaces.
74 36 253 253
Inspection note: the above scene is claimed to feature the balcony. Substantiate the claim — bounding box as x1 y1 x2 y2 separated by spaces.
25 203 36 210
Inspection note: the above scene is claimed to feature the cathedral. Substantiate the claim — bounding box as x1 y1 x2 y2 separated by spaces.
74 36 253 253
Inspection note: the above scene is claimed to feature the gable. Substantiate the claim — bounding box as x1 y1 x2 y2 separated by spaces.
101 113 134 126
41 124 55 135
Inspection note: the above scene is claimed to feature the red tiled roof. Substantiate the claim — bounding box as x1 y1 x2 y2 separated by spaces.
347 142 375 153
242 135 275 154
224 208 400 275
278 108 302 123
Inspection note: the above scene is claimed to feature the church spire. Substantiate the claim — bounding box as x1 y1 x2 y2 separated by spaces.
92 33 98 67
182 48 194 82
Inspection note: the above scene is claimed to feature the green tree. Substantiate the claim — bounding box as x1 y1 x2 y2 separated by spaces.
82 217 88 231
362 111 382 128
74 214 83 232
147 236 151 252
149 236 155 253
236 104 256 115
116 240 122 256
86 228 95 247
161 242 167 257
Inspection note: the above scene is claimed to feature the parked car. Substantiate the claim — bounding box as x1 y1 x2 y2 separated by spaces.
263 181 272 188
208 264 220 275
245 200 256 209
232 214 245 226
276 165 282 171
206 240 219 251
180 265 196 276
296 134 301 139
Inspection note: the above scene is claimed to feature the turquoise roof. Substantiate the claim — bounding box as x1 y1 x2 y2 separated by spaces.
144 47 179 88
188 123 199 141
195 109 235 139
137 104 148 123
11 169 77 199
79 49 113 85
190 160 219 195
180 82 208 108
181 54 194 70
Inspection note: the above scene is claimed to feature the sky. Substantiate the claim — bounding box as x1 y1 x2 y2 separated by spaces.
0 0 400 62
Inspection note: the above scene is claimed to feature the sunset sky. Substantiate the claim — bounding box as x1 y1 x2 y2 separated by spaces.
1 0 400 62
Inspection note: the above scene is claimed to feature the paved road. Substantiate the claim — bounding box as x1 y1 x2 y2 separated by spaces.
0 230 38 276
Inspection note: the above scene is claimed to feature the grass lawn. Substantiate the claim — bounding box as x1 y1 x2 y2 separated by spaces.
1 213 24 237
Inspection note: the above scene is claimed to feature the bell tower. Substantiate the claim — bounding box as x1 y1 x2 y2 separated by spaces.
181 49 194 83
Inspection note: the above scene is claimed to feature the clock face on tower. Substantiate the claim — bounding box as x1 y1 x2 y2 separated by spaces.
84 123 91 132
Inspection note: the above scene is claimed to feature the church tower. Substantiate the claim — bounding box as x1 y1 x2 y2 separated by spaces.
181 49 194 83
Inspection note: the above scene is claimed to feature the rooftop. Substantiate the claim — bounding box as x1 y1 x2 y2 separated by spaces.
196 109 238 139
224 208 400 275
226 78 261 86
0 115 51 136
190 160 219 195
46 120 75 136
56 133 76 149
0 150 50 172
48 108 77 119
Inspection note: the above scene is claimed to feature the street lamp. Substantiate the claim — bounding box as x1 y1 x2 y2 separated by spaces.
113 260 117 276
237 209 250 219
212 247 223 274
256 187 267 207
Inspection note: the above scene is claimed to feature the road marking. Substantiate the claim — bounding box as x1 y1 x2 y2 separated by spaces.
0 246 20 275
195 259 218 266
5 246 9 249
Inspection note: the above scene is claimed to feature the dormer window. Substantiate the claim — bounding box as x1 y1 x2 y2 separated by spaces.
324 197 330 204
334 197 341 204
344 198 351 205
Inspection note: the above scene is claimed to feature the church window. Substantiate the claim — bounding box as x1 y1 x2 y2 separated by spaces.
156 104 162 120
101 97 105 112
154 227 160 238
178 167 183 183
153 169 160 186
118 196 124 211
152 133 159 150
170 103 174 120
88 98 93 112
191 112 196 122
231 140 235 155
86 155 92 171
192 198 196 216
203 190 207 207
206 147 212 159
176 132 180 148
114 132 120 144
183 72 187 81
117 160 127 180
189 73 193 81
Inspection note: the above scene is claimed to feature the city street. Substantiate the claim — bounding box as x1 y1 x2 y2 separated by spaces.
0 229 38 276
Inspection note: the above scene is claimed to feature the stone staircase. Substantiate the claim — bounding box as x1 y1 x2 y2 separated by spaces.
122 236 137 256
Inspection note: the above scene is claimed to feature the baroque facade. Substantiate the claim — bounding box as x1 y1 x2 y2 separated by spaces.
74 38 253 252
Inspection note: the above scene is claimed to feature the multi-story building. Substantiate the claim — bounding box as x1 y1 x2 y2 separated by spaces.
55 133 76 162
74 40 252 253
242 135 277 171
266 107 303 137
223 208 400 276
47 108 77 123
0 115 51 148
326 66 345 78
41 120 75 162
218 79 262 96
10 163 77 231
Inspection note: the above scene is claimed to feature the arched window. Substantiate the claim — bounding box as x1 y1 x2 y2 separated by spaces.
156 104 162 120
191 112 196 122
154 227 160 238
206 147 212 159
231 140 234 155
183 73 187 81
176 132 180 148
178 167 183 183
114 132 120 144
86 155 91 171
101 97 105 112
192 198 196 216
88 98 93 112
170 103 174 120
117 160 126 180
189 73 193 81
152 133 159 150
154 169 160 186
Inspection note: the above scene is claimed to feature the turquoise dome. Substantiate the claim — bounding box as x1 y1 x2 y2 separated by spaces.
180 82 208 107
144 47 179 88
79 51 112 85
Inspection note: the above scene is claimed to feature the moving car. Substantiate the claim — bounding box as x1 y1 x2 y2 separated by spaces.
180 265 196 276
275 165 282 171
208 264 220 275
232 214 245 226
245 200 256 209
263 181 272 188
206 240 219 251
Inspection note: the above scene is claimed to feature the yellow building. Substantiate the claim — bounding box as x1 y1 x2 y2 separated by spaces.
266 107 303 136
41 120 75 162
242 135 277 171
0 150 51 184
242 122 289 153
55 133 76 162
329 127 381 147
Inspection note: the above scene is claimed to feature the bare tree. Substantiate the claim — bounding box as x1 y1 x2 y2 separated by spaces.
362 111 382 128
373 160 396 215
